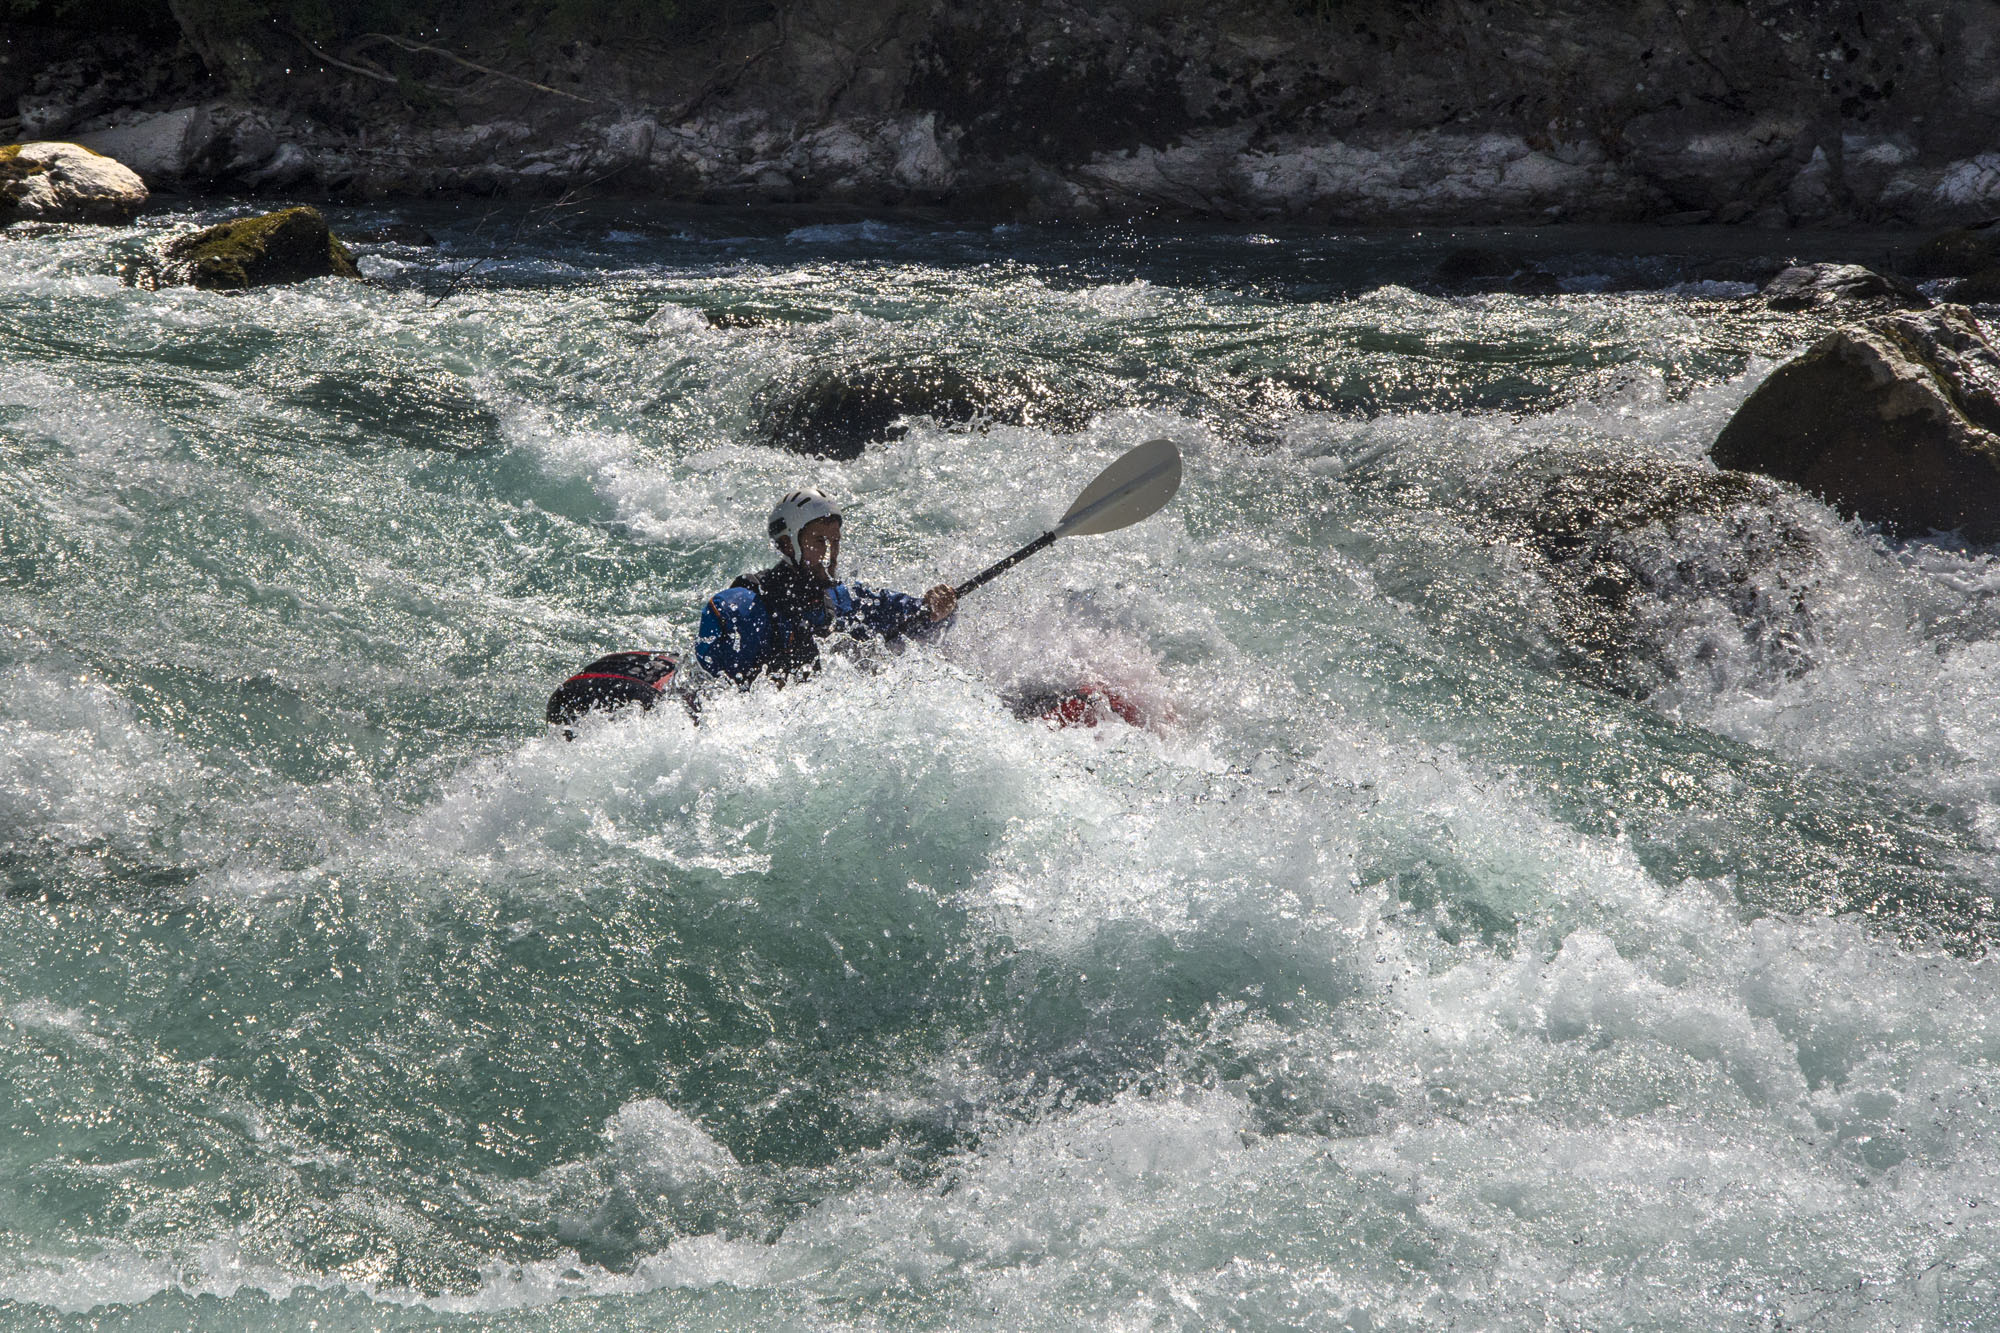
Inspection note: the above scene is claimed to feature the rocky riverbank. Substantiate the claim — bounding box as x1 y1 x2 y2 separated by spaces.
9 0 2000 225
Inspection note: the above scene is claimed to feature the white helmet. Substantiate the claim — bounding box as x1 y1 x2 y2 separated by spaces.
768 487 841 564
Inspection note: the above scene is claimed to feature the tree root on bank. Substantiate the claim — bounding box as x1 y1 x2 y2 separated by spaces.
285 28 600 107
351 33 600 105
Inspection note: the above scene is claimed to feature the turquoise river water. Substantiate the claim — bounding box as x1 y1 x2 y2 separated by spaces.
3 206 2000 1329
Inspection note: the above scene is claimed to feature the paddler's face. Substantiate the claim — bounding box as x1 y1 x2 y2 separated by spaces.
796 516 840 580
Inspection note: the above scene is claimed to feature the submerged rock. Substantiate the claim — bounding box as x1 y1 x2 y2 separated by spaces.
1949 269 2000 304
285 365 501 454
130 206 361 290
761 361 1091 460
1904 224 2000 279
1757 263 1930 314
1687 256 1791 287
1431 247 1560 294
1478 449 1823 698
346 224 438 247
701 306 788 329
1919 222 2000 302
1712 306 2000 541
0 141 147 224
1433 248 1520 284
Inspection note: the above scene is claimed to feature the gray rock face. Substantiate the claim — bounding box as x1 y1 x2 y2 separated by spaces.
1712 306 2000 541
72 107 211 182
22 0 2000 223
0 141 148 223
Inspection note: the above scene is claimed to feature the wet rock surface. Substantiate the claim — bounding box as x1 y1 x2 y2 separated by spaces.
1712 306 2000 542
1911 225 2000 303
760 360 1092 460
129 205 361 289
0 141 147 224
1906 224 2000 279
1478 449 1823 699
1757 263 1931 315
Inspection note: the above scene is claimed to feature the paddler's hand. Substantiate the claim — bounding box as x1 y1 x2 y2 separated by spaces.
923 584 957 622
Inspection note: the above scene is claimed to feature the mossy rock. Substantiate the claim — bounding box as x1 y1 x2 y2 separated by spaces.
0 144 49 225
140 206 360 289
0 144 51 190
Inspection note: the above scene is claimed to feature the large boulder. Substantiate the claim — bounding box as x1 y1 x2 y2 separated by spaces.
1429 246 1561 295
1712 306 2000 541
760 361 1092 460
72 107 213 183
129 206 361 290
0 141 147 224
1478 449 1822 698
1757 263 1930 315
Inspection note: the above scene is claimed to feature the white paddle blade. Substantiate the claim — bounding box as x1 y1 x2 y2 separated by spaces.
1054 438 1183 538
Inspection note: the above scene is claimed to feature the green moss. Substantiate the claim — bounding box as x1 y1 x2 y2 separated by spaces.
161 206 361 289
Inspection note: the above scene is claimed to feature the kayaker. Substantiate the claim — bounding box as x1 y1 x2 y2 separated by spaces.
695 488 957 686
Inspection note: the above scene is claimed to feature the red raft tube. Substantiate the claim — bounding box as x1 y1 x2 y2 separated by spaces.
549 655 1156 736
1004 682 1151 730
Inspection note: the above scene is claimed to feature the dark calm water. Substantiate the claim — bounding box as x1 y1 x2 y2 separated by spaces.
3 206 1997 1329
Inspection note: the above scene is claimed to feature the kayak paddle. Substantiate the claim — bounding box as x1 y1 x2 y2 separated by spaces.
896 437 1183 633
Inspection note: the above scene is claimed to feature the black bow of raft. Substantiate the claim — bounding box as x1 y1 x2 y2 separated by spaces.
545 651 683 737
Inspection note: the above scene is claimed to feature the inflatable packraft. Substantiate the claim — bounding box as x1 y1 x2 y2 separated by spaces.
547 655 1147 736
1003 683 1147 729
545 651 686 737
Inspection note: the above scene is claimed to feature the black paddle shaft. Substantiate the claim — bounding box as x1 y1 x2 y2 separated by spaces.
891 529 1056 637
883 436 1183 639
953 530 1056 598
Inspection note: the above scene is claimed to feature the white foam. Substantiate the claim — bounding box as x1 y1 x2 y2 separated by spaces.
642 303 710 334
1078 278 1159 315
0 663 200 857
785 220 906 244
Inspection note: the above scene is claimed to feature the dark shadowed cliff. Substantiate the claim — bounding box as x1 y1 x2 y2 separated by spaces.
7 0 2000 224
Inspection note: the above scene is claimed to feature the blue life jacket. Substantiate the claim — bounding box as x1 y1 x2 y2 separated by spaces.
696 562 938 685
